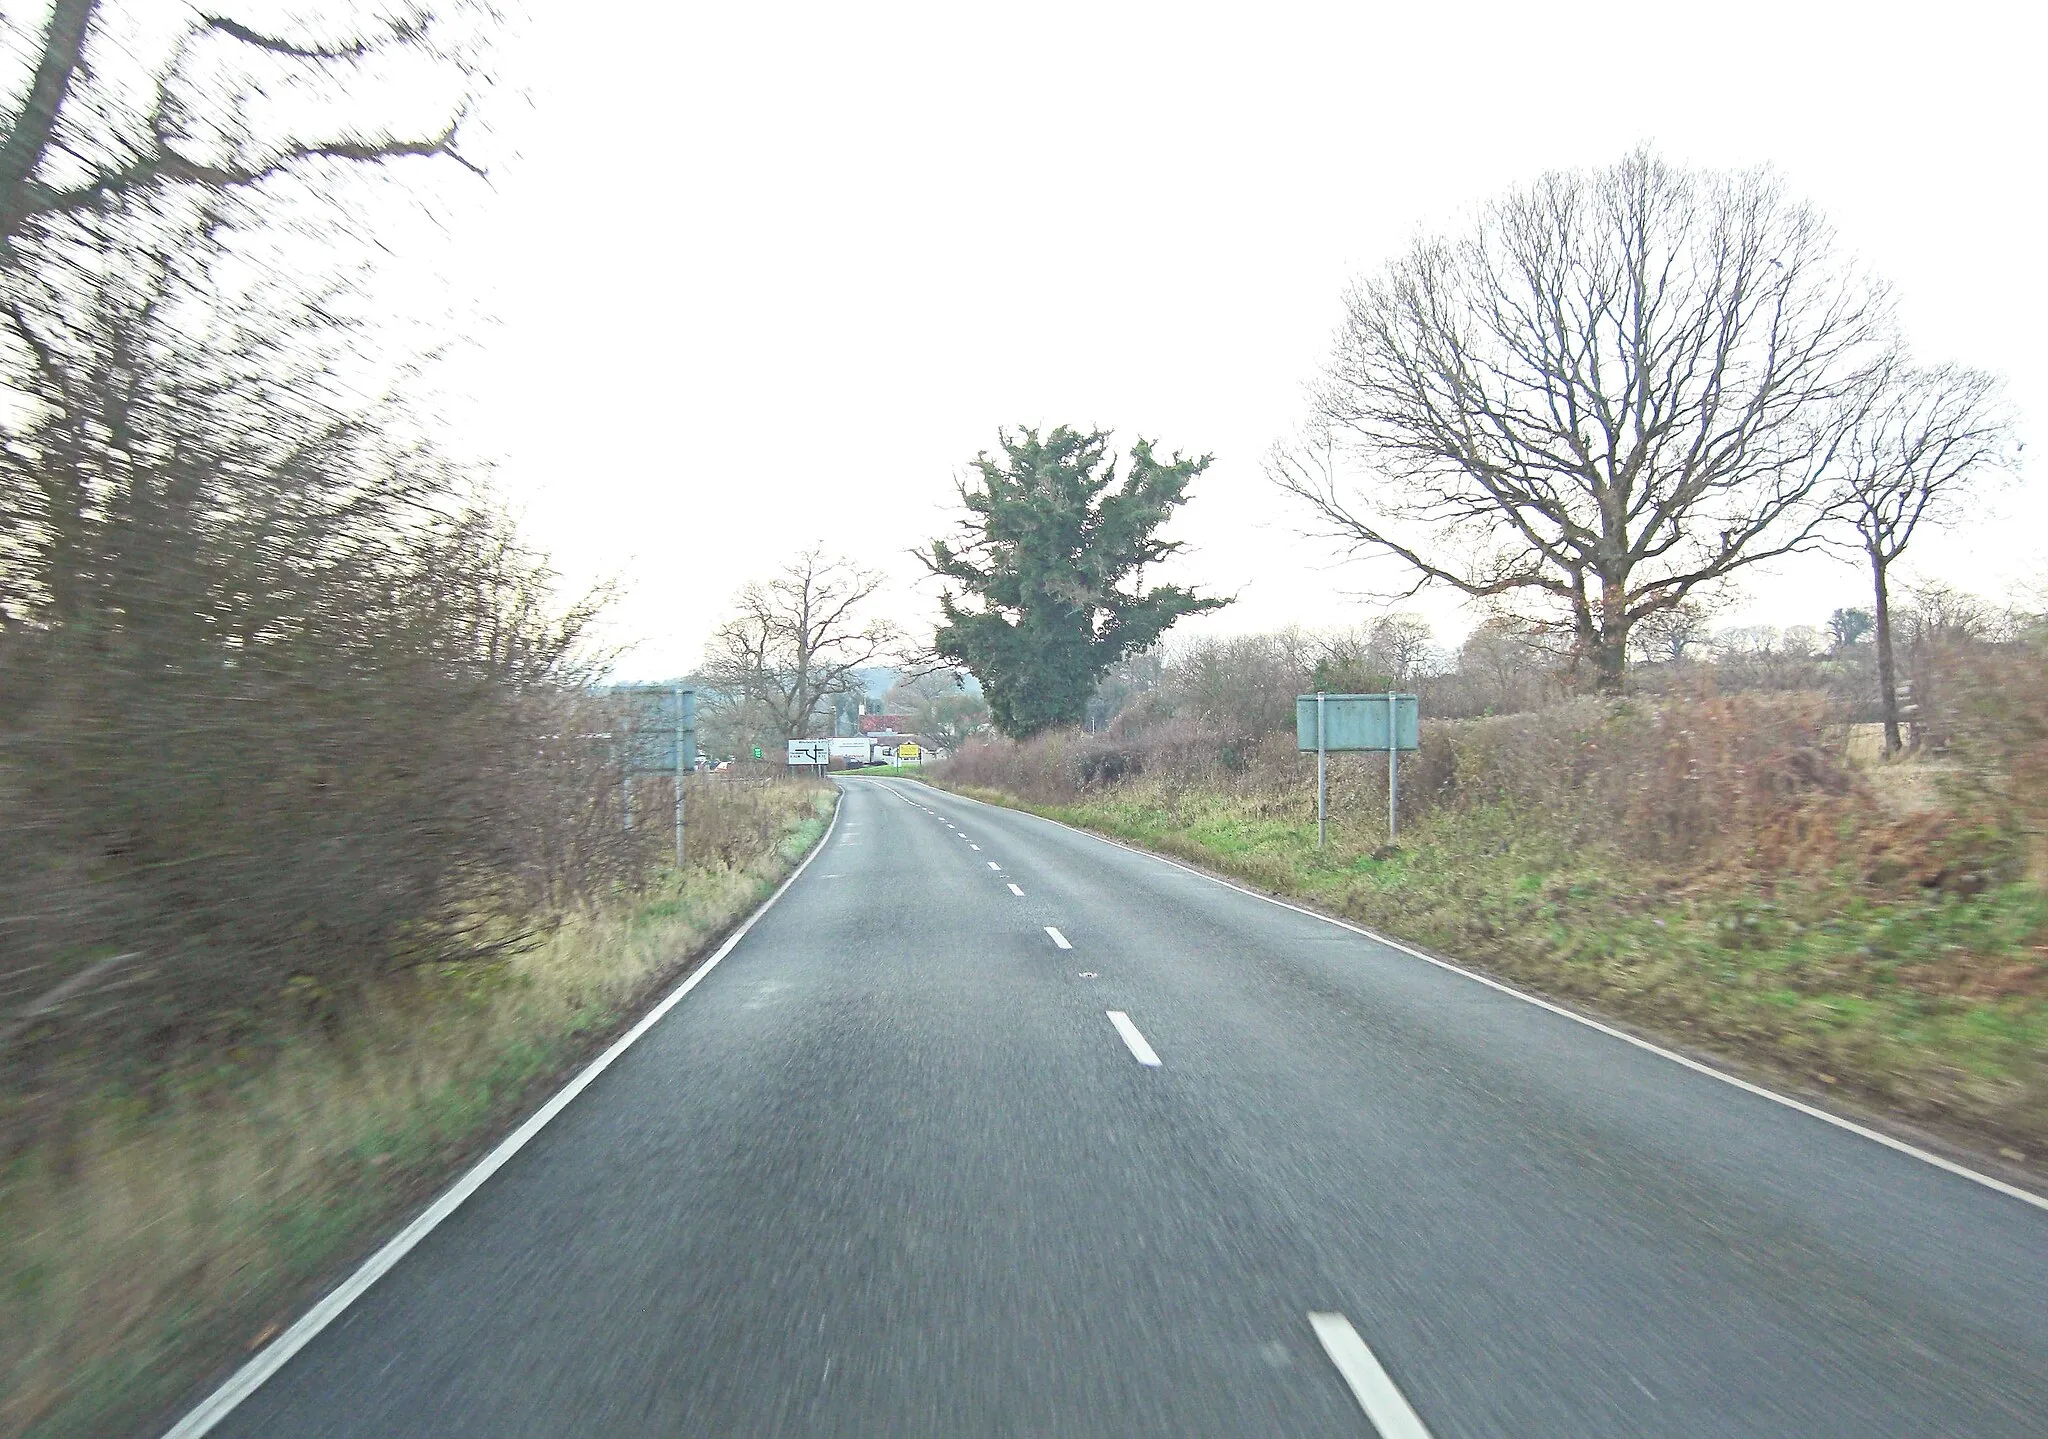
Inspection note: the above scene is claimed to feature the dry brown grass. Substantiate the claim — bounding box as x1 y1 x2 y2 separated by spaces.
946 692 1886 877
0 779 831 1439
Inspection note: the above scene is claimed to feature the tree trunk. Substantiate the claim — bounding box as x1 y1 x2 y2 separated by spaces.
1591 631 1627 695
1592 573 1628 695
1871 547 1902 755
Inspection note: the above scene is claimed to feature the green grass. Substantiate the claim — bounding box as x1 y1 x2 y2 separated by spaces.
947 780 2048 1157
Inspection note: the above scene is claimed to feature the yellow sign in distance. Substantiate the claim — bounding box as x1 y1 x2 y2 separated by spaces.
897 744 921 760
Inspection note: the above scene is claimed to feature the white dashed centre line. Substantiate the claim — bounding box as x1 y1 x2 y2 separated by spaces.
1007 883 1024 896
1105 1011 1161 1067
970 844 980 851
1044 926 1072 950
987 861 1001 870
1308 1313 1435 1439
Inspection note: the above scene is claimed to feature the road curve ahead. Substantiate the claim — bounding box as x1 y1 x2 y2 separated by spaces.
193 777 2048 1438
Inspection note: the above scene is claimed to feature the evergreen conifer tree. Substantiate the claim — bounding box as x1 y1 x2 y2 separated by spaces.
926 427 1226 737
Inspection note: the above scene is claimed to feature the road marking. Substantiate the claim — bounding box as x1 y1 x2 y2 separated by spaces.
953 792 2048 1216
987 861 1001 870
159 792 848 1439
1007 883 1024 896
970 844 980 851
1309 1313 1434 1438
1044 926 1072 949
1106 1010 1161 1066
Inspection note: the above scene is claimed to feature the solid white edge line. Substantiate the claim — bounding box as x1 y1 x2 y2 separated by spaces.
1044 926 1072 950
1308 1312 1434 1439
868 777 2048 1216
160 793 847 1439
1007 883 1024 897
1106 1010 1162 1067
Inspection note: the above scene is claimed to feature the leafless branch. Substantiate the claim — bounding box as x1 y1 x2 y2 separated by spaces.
1274 149 1893 691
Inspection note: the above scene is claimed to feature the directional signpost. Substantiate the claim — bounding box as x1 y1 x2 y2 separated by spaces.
1296 692 1420 848
786 739 830 773
612 684 697 866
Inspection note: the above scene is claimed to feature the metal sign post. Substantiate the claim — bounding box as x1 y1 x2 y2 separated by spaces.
1386 690 1398 844
607 684 697 868
673 684 695 868
1316 691 1328 849
1296 692 1420 849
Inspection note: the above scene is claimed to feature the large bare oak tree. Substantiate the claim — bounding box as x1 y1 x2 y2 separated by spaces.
700 550 903 746
1273 150 1890 692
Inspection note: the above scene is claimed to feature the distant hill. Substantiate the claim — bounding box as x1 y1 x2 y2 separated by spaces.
850 667 899 701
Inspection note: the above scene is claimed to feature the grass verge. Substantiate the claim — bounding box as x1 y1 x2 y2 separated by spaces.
2 785 834 1439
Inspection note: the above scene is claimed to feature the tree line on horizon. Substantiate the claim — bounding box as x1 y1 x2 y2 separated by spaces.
701 150 2019 755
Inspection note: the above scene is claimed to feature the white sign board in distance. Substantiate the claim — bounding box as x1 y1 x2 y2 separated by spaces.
786 740 831 766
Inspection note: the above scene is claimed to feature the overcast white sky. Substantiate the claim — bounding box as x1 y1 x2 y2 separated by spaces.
405 0 2043 679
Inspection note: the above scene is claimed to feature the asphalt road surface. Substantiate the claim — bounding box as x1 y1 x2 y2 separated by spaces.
190 776 2048 1438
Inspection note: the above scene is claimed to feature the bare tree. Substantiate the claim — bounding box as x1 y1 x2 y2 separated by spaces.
700 550 902 745
1781 624 1823 660
1365 613 1441 685
1272 149 1890 694
0 1 669 1068
0 1 485 253
1453 614 1557 713
1712 625 1782 663
1831 358 2011 752
0 1 497 633
1160 630 1314 735
884 669 990 749
1629 599 1714 665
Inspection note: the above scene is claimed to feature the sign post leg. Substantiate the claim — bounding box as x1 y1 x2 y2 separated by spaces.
684 683 692 871
1387 691 1398 845
1316 691 1327 850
